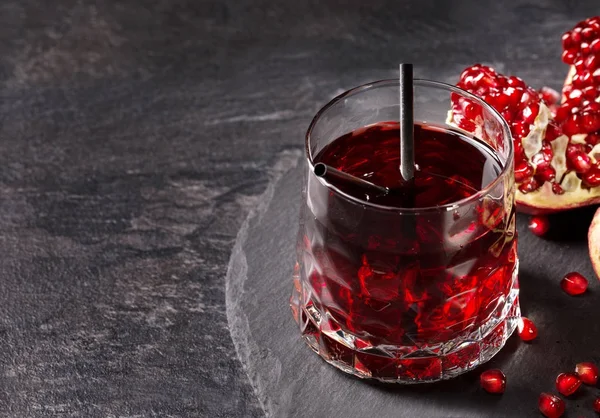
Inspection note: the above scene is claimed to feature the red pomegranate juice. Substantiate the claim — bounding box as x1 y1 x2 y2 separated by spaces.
293 121 518 381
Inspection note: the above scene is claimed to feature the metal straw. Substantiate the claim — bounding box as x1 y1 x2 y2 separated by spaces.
313 163 388 195
399 63 415 182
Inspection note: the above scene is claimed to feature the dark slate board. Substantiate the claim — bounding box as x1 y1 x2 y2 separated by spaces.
227 160 600 418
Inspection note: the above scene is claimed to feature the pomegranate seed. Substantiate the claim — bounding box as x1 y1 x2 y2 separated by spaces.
556 372 582 396
592 38 600 53
480 369 506 394
563 114 582 136
512 121 530 139
536 166 556 182
594 397 600 413
582 42 592 55
507 75 524 87
552 183 565 195
539 393 565 418
561 272 589 296
586 54 600 70
588 132 600 145
562 50 576 64
562 32 573 49
518 177 541 194
539 87 560 106
545 123 562 141
515 160 534 182
555 104 572 123
582 112 600 133
528 216 549 237
569 151 592 173
517 317 537 342
575 58 587 72
522 102 539 125
583 164 600 187
575 362 599 385
568 88 584 101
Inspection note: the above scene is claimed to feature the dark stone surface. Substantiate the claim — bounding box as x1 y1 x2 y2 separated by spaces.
230 164 600 418
1 0 599 417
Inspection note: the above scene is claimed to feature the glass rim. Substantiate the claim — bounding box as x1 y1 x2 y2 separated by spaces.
305 78 513 213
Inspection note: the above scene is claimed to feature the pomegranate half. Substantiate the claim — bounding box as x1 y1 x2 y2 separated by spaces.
452 63 600 214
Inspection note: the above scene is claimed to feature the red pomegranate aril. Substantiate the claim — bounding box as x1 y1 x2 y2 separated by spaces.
590 133 600 145
517 317 537 342
528 216 549 237
583 27 597 40
552 183 565 195
568 88 584 101
539 393 565 418
555 104 572 123
515 160 534 182
512 121 530 139
583 85 598 99
545 123 562 141
583 164 600 187
569 152 592 173
592 38 600 53
522 103 539 125
575 58 587 72
594 397 600 414
563 114 582 136
556 372 582 396
519 177 541 194
562 32 573 49
583 113 600 133
586 54 600 70
480 369 506 394
582 42 592 55
563 50 576 64
575 362 599 385
561 272 589 295
536 166 556 182
539 87 560 106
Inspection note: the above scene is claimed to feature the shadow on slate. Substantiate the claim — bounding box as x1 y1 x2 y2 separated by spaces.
227 162 600 418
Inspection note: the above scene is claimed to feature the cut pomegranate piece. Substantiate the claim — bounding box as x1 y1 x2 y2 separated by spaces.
560 272 589 295
575 362 599 385
517 317 538 342
539 393 566 418
588 208 600 280
452 64 600 214
556 372 582 396
528 216 550 237
480 369 506 394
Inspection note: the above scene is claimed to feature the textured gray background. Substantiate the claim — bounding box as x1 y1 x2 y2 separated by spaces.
0 0 599 417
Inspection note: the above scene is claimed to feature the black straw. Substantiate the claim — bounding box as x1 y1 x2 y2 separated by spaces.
313 163 388 195
399 63 415 182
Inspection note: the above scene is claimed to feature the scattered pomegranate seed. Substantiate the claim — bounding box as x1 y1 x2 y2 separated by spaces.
539 86 561 106
517 317 538 342
594 397 600 414
528 216 550 237
560 272 589 296
575 362 599 385
480 369 506 394
539 393 566 418
556 372 582 396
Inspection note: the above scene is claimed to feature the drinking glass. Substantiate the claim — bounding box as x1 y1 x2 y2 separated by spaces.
290 79 519 383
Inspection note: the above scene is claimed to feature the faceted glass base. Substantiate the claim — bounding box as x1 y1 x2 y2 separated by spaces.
290 264 520 384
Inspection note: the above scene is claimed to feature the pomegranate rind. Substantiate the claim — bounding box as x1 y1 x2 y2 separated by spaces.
517 183 600 214
588 207 600 280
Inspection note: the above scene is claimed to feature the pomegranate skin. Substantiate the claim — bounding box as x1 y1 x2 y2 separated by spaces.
588 207 600 280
